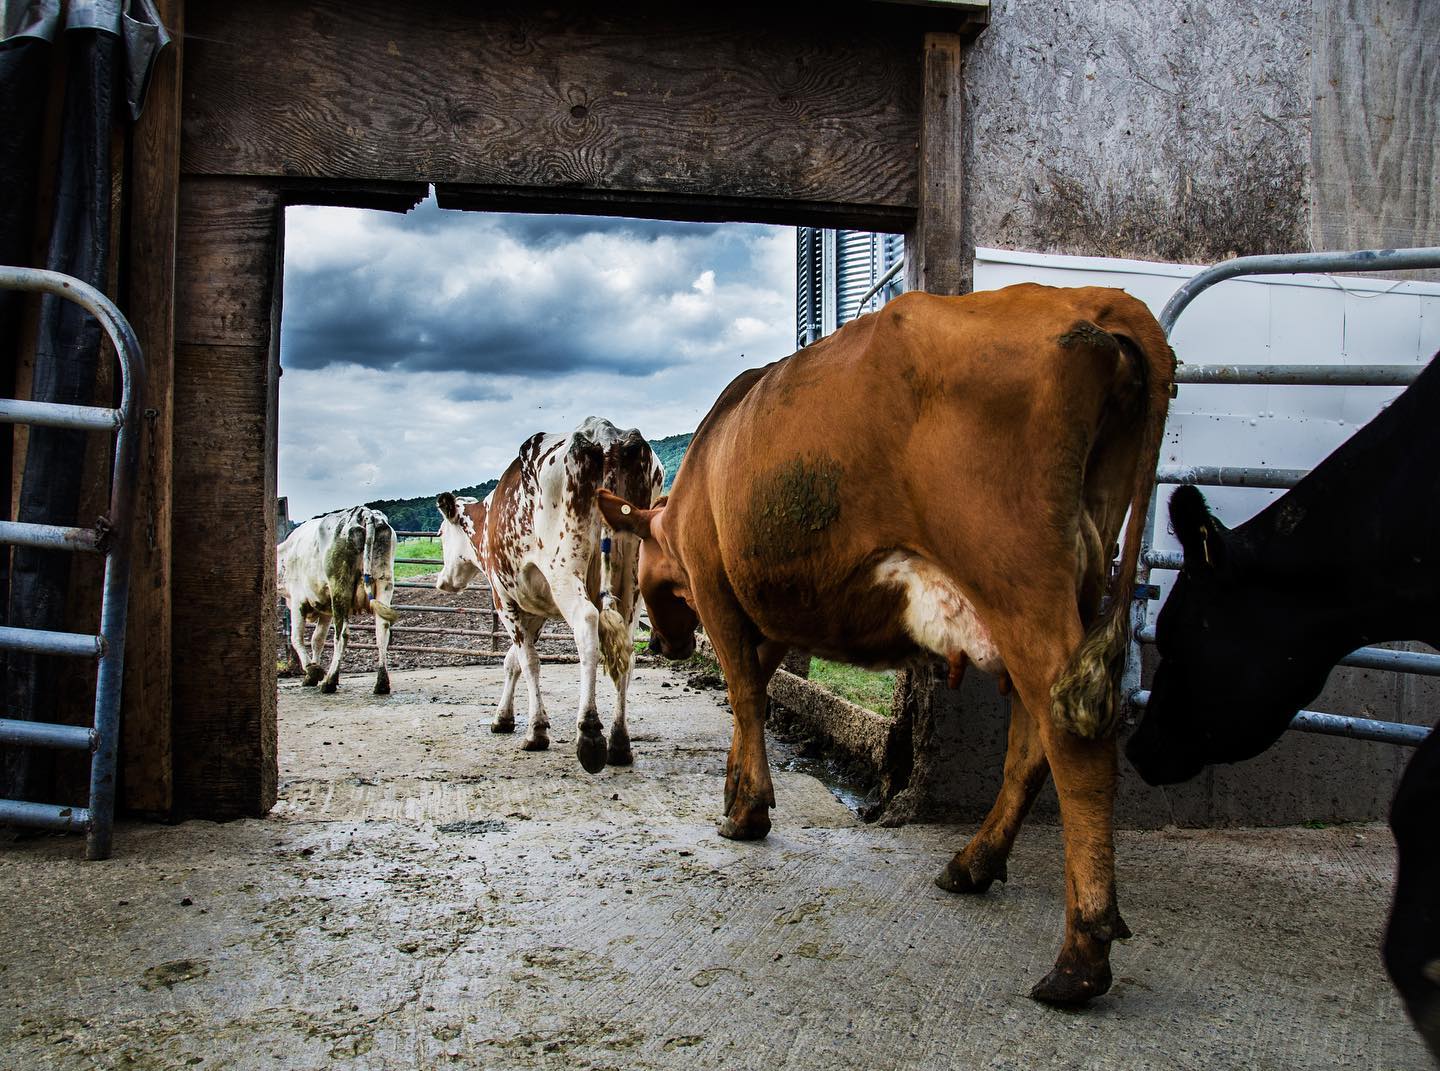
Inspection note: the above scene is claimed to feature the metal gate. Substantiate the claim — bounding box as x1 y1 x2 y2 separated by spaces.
1125 246 1440 748
0 266 145 860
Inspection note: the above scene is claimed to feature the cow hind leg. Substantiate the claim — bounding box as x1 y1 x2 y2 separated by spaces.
373 610 391 695
550 581 607 774
303 613 330 687
937 695 1049 894
606 664 634 766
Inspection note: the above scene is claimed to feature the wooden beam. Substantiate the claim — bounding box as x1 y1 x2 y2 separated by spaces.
180 0 921 220
171 177 280 819
120 0 184 816
906 31 967 295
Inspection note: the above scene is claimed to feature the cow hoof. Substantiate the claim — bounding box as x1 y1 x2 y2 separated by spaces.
492 716 516 734
302 667 323 687
718 812 770 841
320 678 338 694
373 672 391 696
1029 961 1112 1007
521 733 549 752
577 726 608 774
935 855 1007 896
607 728 633 767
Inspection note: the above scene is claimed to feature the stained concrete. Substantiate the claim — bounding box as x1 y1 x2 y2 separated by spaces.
0 666 1430 1069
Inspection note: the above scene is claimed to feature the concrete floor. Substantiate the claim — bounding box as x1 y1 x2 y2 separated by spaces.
0 665 1430 1070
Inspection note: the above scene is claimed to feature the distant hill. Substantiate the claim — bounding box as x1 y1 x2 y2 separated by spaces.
342 432 691 536
363 480 498 536
649 432 691 491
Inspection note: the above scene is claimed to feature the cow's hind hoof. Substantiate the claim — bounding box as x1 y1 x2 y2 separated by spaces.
718 813 770 841
373 671 391 696
1029 961 1112 1007
492 716 516 734
302 667 323 687
607 727 633 767
320 678 338 694
935 855 1007 895
520 732 549 752
577 724 607 774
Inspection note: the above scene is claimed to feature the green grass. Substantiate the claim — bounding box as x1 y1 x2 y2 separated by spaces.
395 537 443 578
808 659 896 717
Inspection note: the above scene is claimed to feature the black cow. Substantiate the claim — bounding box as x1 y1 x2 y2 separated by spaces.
1125 353 1440 1059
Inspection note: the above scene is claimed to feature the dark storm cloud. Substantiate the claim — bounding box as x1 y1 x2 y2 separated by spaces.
279 197 761 378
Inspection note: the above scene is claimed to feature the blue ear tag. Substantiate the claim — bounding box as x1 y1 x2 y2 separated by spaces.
600 536 612 554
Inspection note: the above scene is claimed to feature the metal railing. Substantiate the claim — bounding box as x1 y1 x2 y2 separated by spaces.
0 266 146 860
1124 247 1440 750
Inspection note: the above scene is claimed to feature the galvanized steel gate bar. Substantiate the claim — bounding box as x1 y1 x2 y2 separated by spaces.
1124 247 1440 749
0 265 146 859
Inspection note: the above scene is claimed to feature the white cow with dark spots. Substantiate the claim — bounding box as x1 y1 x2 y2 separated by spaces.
437 416 664 773
277 505 399 694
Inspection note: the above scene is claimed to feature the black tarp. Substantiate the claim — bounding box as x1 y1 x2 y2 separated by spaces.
1 0 168 803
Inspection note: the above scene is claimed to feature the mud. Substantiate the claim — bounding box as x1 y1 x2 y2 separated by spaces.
0 664 1430 1069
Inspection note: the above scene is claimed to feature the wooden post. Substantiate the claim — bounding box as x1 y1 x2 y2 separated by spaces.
905 31 966 297
170 177 281 818
120 0 183 815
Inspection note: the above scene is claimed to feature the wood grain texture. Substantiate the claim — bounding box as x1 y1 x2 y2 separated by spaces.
180 0 922 220
905 32 966 295
171 177 280 818
120 0 183 817
1312 0 1440 257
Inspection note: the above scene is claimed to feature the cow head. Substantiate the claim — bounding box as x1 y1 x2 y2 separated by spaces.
597 488 698 661
435 491 484 593
1125 485 1338 785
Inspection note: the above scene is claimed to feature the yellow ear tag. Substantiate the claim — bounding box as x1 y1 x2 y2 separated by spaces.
621 504 632 515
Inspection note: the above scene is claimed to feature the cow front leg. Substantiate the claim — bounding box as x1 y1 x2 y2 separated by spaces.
550 582 607 774
513 614 550 751
304 611 330 687
492 643 522 733
286 599 315 684
937 694 1049 894
321 597 348 693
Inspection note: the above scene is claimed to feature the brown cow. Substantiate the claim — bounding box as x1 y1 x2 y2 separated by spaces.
598 284 1174 1004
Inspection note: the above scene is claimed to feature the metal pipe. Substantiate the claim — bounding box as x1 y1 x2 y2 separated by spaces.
394 557 441 566
1129 690 1430 746
1135 626 1440 676
1158 247 1440 334
0 520 101 552
851 257 905 319
0 397 121 430
0 718 94 750
1156 465 1308 489
1175 364 1422 387
0 625 104 657
0 799 92 832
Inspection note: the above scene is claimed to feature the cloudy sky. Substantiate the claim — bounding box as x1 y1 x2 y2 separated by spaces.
279 193 796 521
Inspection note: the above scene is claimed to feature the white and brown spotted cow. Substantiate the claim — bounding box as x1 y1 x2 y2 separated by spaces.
277 505 399 694
437 416 664 773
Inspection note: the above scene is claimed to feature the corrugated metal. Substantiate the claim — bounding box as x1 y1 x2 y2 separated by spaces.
795 227 906 347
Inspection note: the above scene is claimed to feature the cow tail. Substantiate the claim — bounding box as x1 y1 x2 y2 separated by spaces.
362 510 398 623
599 605 633 685
1051 321 1175 739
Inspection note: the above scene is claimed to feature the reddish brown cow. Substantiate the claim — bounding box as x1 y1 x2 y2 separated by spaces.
599 284 1174 1004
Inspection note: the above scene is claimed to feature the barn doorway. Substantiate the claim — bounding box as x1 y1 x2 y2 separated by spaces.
272 192 800 779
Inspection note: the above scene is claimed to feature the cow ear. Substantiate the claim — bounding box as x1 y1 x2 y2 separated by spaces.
598 488 655 538
1169 484 1229 576
437 492 459 523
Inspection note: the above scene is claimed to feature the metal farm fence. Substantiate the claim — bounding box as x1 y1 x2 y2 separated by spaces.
1124 246 1440 749
280 530 577 666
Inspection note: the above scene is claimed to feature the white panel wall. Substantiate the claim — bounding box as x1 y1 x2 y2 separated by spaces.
974 248 1440 603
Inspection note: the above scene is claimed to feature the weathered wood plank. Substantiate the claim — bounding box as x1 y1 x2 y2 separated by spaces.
906 32 966 294
120 0 184 817
180 0 922 220
1312 0 1440 257
171 177 280 818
